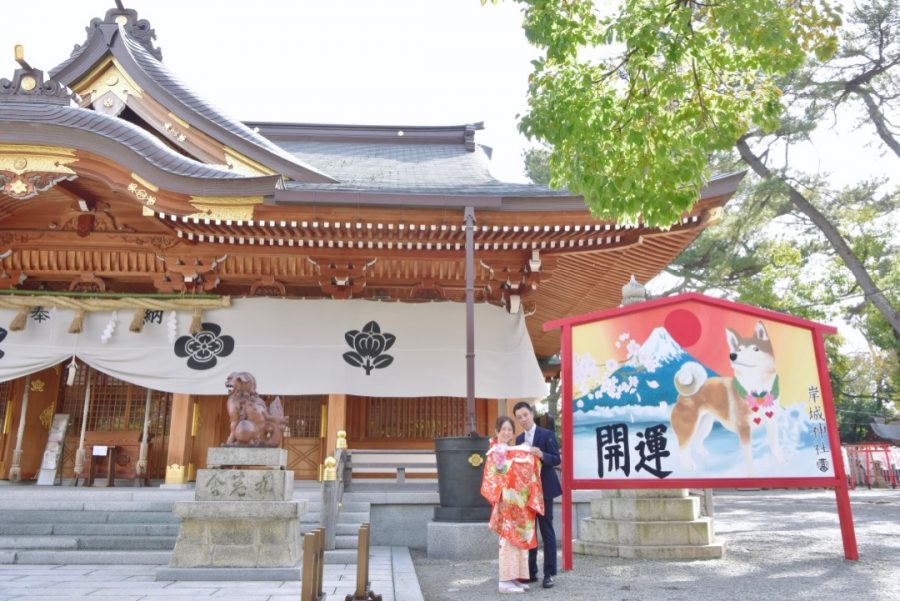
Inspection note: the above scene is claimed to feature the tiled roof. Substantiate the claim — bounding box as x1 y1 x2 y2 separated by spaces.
0 102 252 181
276 140 571 196
48 8 333 183
120 35 330 180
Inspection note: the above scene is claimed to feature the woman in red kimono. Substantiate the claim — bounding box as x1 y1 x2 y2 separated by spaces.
481 415 545 594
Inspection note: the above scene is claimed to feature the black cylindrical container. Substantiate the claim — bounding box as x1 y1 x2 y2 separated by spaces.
433 435 491 522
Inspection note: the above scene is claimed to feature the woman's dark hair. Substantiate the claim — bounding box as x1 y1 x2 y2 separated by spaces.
495 415 514 432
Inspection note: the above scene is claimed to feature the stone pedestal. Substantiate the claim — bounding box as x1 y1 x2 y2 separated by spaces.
158 447 306 580
426 520 497 560
573 489 724 560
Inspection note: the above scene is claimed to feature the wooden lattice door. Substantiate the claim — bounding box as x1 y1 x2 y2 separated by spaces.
281 395 326 480
59 365 172 480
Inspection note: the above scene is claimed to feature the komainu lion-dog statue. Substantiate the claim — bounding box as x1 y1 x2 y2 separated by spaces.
224 372 288 447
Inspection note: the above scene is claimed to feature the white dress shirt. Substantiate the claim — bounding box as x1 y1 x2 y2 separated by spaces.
524 425 537 446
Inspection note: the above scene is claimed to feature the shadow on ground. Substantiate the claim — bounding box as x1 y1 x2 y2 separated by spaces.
411 490 900 601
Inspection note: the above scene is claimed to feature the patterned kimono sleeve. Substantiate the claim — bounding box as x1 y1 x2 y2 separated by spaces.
526 455 545 517
480 448 504 505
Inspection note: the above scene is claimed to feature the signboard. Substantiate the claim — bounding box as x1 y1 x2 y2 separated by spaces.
36 413 70 486
571 302 835 482
544 293 858 568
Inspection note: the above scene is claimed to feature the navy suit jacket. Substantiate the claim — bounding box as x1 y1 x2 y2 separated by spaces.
517 426 562 499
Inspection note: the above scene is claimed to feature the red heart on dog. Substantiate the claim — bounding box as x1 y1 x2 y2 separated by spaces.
765 411 774 419
753 417 762 425
751 406 759 412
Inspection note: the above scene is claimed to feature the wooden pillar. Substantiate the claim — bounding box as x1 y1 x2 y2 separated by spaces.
486 399 499 436
8 375 31 482
73 368 92 483
165 393 193 483
325 394 346 455
136 388 153 479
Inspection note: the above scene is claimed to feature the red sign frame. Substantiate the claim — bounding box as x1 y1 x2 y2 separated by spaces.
544 293 858 567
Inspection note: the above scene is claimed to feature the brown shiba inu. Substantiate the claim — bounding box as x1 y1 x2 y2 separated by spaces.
670 320 783 475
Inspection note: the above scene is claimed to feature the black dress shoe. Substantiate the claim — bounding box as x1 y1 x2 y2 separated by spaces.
542 575 555 589
517 577 538 584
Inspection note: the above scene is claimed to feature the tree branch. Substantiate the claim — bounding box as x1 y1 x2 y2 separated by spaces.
736 136 900 340
852 86 900 159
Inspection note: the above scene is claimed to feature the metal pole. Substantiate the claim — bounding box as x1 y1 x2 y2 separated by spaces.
8 375 31 482
464 206 476 435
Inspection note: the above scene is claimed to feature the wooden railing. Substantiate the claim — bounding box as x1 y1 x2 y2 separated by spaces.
346 449 436 484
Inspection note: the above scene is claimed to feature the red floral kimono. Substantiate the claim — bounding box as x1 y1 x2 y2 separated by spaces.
480 442 545 549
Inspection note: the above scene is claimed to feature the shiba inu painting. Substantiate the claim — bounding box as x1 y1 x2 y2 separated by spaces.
671 320 783 474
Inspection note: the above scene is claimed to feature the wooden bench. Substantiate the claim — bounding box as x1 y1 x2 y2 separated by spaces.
347 449 436 483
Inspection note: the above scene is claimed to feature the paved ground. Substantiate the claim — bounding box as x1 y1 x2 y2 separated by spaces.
411 489 900 601
0 489 896 601
0 546 410 601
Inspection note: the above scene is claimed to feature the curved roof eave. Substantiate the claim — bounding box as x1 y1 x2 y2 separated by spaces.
49 18 336 184
0 106 281 197
270 170 744 212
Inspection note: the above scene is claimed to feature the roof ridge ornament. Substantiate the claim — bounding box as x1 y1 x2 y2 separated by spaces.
621 275 647 306
464 124 476 152
71 2 163 62
0 46 72 104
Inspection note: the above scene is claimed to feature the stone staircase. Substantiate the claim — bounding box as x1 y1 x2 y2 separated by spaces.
302 490 372 564
0 483 367 565
0 487 186 565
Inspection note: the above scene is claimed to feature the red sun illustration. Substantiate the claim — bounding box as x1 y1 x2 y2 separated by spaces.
663 308 702 348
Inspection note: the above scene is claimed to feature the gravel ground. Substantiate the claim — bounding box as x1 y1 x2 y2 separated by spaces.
411 489 900 601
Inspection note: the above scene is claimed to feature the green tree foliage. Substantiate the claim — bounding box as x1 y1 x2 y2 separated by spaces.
523 146 552 185
510 0 840 226
510 0 898 340
513 0 899 429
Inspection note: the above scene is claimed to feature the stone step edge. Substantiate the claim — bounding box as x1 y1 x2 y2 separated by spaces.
573 539 725 560
6 547 360 565
156 566 302 581
582 516 714 526
11 550 173 564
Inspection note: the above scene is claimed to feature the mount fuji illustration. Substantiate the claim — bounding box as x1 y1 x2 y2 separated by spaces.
574 327 718 413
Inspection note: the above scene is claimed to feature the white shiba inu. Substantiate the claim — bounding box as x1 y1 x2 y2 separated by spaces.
671 320 783 474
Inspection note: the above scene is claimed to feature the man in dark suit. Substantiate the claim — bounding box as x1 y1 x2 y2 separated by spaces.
513 401 561 589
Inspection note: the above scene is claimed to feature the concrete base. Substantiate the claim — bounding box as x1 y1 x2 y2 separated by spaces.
207 447 287 469
579 516 715 546
426 520 496 560
194 469 293 502
169 511 302 567
167 447 303 569
156 566 301 581
574 488 724 560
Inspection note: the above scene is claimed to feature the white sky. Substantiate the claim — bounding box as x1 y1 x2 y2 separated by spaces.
4 1 895 186
3 1 895 351
2 0 539 183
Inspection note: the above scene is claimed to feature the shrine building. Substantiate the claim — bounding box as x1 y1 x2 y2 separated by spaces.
0 5 741 483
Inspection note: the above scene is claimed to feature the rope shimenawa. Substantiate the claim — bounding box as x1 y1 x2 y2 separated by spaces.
0 294 231 334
